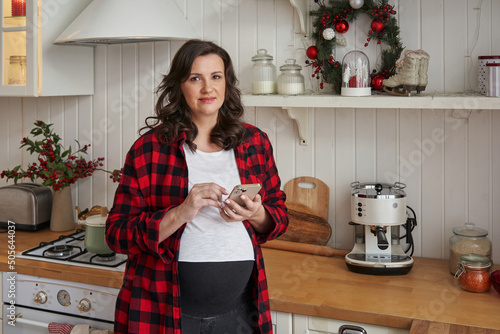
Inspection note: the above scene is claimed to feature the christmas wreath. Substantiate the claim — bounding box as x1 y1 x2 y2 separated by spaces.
309 0 404 93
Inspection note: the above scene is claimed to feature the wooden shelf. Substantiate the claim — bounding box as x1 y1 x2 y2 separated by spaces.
242 93 500 110
242 93 500 145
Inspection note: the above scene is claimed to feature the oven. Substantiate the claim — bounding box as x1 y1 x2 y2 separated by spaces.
2 230 126 333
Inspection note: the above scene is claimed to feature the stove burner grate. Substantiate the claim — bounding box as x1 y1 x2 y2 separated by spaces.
43 245 81 258
91 253 116 263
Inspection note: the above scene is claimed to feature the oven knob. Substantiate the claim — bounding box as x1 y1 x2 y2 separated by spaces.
78 298 92 312
34 291 48 304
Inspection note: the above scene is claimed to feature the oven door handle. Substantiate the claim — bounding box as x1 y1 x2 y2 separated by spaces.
13 313 115 333
14 313 49 329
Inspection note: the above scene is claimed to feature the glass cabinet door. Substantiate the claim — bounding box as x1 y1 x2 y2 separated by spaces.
1 0 37 96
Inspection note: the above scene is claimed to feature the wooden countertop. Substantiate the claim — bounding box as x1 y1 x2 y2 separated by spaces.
1 227 500 331
263 247 500 331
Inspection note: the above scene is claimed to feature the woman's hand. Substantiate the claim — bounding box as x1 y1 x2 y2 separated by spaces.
159 183 227 242
177 183 228 222
220 194 275 234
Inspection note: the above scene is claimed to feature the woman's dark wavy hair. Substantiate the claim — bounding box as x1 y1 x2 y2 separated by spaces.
142 39 246 151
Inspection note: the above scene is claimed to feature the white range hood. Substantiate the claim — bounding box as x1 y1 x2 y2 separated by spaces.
54 0 200 45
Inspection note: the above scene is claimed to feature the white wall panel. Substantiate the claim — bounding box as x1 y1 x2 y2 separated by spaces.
443 110 468 256
444 0 467 92
420 110 445 258
92 46 107 207
314 108 336 227
203 0 221 42
466 0 491 92
355 108 376 182
294 110 314 177
421 0 444 93
398 0 421 50
105 45 123 206
334 109 356 250
399 110 422 256
275 0 296 74
63 97 79 205
1 0 499 264
468 110 491 238
0 99 8 175
238 0 258 93
274 108 295 187
22 98 37 166
122 43 140 157
492 112 500 262
77 95 93 212
376 109 398 182
493 1 500 54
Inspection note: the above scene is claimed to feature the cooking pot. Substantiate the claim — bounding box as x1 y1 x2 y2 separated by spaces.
84 207 113 255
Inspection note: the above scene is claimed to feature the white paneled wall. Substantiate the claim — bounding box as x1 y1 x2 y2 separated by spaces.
1 0 499 263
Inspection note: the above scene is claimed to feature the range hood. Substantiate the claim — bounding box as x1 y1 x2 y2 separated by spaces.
54 0 200 45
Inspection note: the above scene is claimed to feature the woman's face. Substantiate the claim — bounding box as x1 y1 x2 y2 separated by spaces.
181 54 226 124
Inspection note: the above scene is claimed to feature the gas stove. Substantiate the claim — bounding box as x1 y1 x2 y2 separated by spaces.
16 229 127 272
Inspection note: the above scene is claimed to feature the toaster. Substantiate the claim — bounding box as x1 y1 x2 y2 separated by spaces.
0 183 52 231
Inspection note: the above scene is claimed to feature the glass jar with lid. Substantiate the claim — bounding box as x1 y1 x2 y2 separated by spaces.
8 55 27 85
251 49 276 95
454 254 492 293
449 223 491 274
277 59 305 95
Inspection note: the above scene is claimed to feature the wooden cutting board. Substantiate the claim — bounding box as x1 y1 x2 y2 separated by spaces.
277 177 332 245
284 176 329 220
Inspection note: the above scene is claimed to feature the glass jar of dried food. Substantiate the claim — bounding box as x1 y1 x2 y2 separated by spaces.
251 49 276 95
8 55 27 85
454 254 491 293
449 223 491 274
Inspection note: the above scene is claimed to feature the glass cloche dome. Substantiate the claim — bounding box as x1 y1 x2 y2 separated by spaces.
341 50 371 96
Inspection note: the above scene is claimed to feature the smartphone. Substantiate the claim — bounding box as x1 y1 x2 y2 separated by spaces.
227 183 262 207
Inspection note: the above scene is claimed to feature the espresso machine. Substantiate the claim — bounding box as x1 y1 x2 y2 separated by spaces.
345 182 415 275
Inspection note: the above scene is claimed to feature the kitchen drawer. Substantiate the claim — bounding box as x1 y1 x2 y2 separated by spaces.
293 314 409 334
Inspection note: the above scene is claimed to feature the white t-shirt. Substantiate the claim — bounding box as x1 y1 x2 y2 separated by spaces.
178 142 255 262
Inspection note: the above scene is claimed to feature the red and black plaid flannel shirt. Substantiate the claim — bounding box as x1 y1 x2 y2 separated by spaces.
106 123 288 334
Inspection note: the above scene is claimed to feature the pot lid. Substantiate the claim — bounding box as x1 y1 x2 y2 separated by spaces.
350 181 406 199
84 207 108 227
252 49 273 61
452 222 488 237
54 0 200 45
280 59 302 71
85 215 107 227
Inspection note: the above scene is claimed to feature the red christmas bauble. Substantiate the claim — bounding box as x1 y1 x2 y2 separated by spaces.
335 19 349 34
371 18 384 33
306 45 318 59
371 75 384 90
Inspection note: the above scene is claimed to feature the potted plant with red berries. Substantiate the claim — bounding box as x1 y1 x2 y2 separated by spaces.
1 120 122 231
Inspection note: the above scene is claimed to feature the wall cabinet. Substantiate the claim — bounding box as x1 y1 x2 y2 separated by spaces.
0 0 93 96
